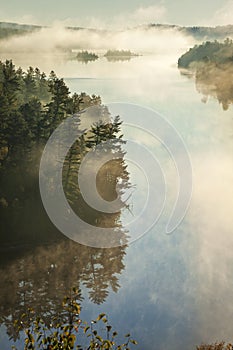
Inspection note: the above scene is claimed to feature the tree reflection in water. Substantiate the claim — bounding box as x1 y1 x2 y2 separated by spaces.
180 62 233 111
0 105 131 341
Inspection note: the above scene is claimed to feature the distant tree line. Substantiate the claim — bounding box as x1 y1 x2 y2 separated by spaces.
149 24 233 41
0 27 29 40
0 22 40 41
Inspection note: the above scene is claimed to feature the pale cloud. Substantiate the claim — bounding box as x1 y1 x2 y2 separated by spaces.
0 23 191 54
111 4 167 29
0 10 40 26
205 0 233 26
60 4 168 30
0 4 167 30
129 4 167 25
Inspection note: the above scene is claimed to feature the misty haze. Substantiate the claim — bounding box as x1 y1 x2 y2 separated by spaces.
0 6 233 350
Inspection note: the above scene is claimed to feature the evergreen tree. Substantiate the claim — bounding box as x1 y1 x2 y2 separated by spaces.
23 66 37 103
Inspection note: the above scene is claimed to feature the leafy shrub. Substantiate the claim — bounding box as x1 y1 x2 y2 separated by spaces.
197 342 232 350
11 288 137 350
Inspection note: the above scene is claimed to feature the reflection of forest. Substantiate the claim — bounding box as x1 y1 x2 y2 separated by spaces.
0 239 126 340
195 62 233 110
0 148 129 339
180 62 233 110
0 61 130 340
105 56 132 62
178 39 233 110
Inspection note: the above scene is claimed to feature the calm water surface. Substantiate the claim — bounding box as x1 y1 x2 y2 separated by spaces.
0 51 233 349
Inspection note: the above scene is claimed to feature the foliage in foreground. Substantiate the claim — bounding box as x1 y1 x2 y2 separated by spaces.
12 288 137 350
197 342 232 350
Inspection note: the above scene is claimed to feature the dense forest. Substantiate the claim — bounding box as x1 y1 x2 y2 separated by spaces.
178 38 233 68
0 59 102 167
0 60 131 342
0 60 130 245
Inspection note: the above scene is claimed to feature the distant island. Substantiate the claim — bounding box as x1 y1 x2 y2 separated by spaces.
76 50 99 63
104 50 139 62
178 39 233 110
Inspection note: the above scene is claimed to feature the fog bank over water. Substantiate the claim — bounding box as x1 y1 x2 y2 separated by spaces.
185 150 233 342
1 21 233 348
0 24 194 54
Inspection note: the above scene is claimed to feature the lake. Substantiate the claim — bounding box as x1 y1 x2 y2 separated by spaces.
0 48 233 349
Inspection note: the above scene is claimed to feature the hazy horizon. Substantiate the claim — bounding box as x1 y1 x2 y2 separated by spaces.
1 19 233 30
0 0 233 29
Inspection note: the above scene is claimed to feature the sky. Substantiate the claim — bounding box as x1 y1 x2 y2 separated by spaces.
0 0 233 28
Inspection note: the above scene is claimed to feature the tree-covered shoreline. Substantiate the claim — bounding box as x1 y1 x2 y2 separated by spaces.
178 38 233 69
0 59 137 349
0 60 130 247
178 39 233 110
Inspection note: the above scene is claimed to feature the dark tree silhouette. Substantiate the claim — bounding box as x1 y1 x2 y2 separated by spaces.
0 61 131 343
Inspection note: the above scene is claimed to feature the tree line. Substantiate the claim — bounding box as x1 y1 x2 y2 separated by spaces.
0 60 130 245
178 38 233 69
0 59 102 164
178 40 233 110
